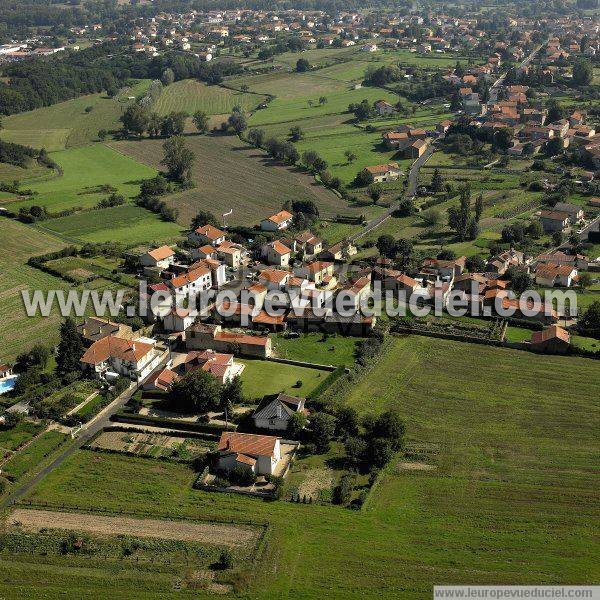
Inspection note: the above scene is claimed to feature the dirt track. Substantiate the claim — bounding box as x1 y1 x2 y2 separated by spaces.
7 509 259 548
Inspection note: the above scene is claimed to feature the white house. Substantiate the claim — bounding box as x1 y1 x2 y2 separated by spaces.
80 336 162 381
169 266 213 299
217 432 281 475
252 392 306 431
260 210 293 232
139 245 175 270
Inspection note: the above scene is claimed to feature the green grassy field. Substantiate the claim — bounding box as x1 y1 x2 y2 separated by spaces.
15 335 599 597
3 144 158 214
239 358 326 399
112 133 353 225
40 204 183 245
272 333 362 366
0 219 70 364
154 79 266 116
1 430 68 481
0 80 150 151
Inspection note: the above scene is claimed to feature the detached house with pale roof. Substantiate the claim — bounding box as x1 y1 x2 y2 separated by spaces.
260 210 294 232
294 261 334 285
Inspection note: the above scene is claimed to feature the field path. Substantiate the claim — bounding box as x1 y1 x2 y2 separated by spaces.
7 509 259 547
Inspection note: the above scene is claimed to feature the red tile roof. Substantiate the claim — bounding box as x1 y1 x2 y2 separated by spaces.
218 431 280 457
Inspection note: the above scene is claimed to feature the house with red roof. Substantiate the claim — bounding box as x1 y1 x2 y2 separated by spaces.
188 224 227 247
183 349 244 383
186 323 272 358
263 240 292 267
139 245 175 270
530 325 570 354
260 210 294 232
80 336 163 381
217 431 282 475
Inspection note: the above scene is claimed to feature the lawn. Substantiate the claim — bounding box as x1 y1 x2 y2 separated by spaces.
0 80 150 151
112 133 354 225
238 358 327 399
154 79 266 116
17 335 600 597
1 430 68 481
4 144 158 214
40 204 183 245
272 332 362 367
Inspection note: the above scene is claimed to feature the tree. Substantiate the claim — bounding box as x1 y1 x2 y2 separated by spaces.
147 113 162 138
506 267 532 294
220 376 244 410
160 111 186 137
552 231 564 247
161 68 175 86
296 58 311 72
368 438 394 468
336 406 360 438
366 409 405 451
227 109 247 134
289 126 304 141
310 412 336 453
344 150 357 164
333 473 355 505
526 220 543 239
368 183 383 204
171 369 222 413
120 104 149 137
420 207 443 228
318 96 327 105
396 238 413 270
547 99 564 124
191 210 219 229
395 197 416 217
578 272 592 290
578 301 600 338
247 128 265 148
430 168 443 194
474 194 484 222
56 317 83 377
217 549 234 570
376 234 397 259
301 150 327 173
287 411 307 439
572 58 593 86
281 141 299 165
192 110 209 134
465 255 486 272
161 136 194 182
344 437 367 467
447 185 472 240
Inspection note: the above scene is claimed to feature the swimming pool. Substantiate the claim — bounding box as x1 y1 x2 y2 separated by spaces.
0 376 17 395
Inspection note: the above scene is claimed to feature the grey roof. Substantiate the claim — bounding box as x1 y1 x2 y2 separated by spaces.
252 392 304 421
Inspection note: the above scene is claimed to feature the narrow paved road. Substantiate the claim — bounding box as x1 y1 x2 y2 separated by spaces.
0 361 167 510
350 144 435 242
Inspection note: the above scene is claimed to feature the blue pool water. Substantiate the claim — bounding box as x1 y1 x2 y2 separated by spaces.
0 376 17 395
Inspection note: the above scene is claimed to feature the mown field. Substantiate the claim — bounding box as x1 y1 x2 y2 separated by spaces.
0 80 150 151
112 133 353 225
272 332 362 367
14 335 599 598
154 79 266 116
3 144 158 214
0 219 69 363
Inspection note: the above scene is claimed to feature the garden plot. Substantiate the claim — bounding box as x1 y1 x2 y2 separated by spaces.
7 509 260 548
89 430 210 460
